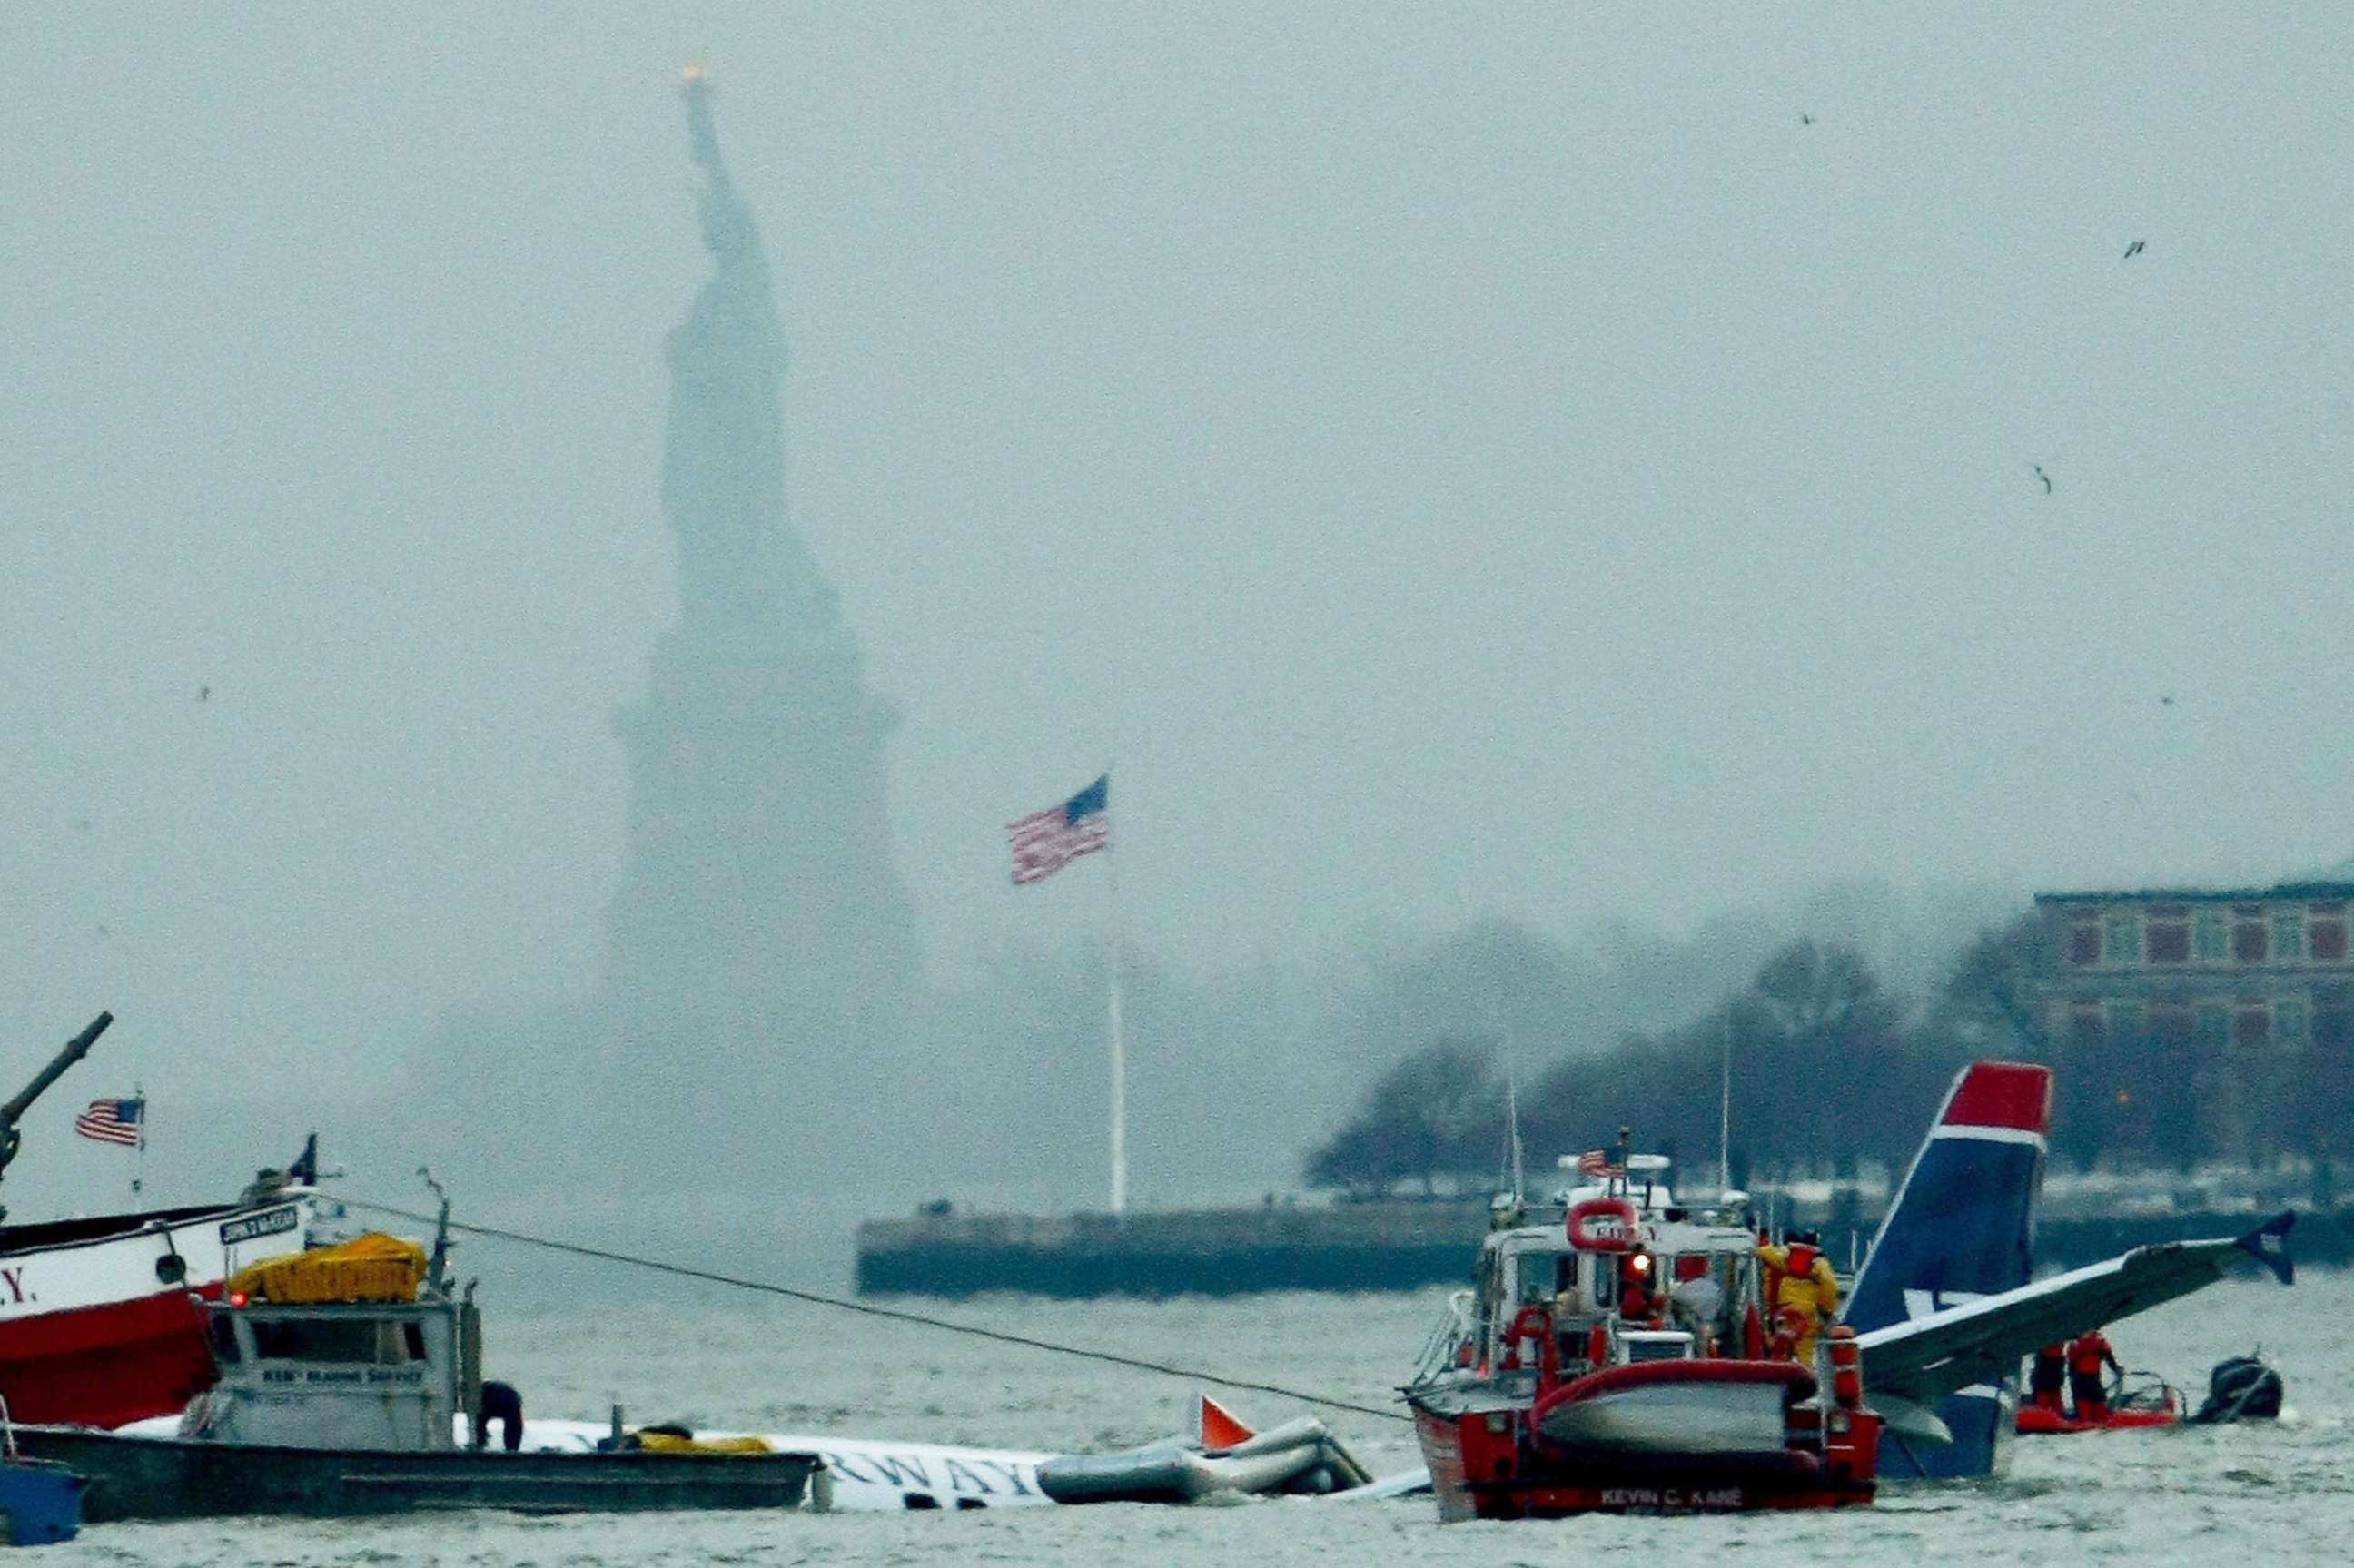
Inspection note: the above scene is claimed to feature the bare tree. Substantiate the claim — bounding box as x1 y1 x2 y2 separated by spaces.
1934 914 2045 1057
1303 1036 1507 1197
1746 941 1907 1169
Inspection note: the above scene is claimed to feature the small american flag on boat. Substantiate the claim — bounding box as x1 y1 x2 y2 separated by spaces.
1008 774 1110 885
1575 1148 1622 1178
74 1097 145 1149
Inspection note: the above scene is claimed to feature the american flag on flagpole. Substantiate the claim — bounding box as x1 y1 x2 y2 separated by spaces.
1008 774 1111 885
1575 1148 1622 1178
74 1097 145 1149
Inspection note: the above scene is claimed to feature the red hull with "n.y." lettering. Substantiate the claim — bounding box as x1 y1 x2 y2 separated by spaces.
0 1196 311 1427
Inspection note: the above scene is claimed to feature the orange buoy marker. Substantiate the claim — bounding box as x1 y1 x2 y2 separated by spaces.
1828 1325 1863 1407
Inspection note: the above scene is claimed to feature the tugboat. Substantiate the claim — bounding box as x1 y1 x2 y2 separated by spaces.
13 1198 821 1518
0 1012 331 1429
1404 1149 1881 1519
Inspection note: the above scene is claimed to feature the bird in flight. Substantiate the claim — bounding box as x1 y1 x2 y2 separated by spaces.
2031 463 2052 494
1799 112 1814 126
198 685 210 701
2123 240 2146 260
2160 695 2176 706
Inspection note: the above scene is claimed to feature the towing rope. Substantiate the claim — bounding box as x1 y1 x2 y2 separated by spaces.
346 1199 1412 1425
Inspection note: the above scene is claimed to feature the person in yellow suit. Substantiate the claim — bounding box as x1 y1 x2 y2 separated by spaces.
1756 1229 1840 1363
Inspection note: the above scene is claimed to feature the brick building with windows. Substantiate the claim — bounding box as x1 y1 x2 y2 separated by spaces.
2033 870 2354 1167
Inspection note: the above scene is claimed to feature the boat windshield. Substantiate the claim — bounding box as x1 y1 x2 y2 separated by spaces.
1512 1247 1576 1307
248 1317 427 1365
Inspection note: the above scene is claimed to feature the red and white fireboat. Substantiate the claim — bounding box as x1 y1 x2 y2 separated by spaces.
0 1013 322 1428
1404 1151 1881 1519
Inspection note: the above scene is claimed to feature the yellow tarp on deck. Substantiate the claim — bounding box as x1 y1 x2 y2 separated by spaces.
632 1429 776 1455
225 1232 428 1304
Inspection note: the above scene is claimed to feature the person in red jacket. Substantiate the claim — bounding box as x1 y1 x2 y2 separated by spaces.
2068 1329 2124 1422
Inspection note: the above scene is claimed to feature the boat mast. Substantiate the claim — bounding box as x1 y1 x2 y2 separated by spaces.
420 1167 452 1291
1504 1067 1525 1203
1491 1002 1524 1202
1718 1004 1733 1198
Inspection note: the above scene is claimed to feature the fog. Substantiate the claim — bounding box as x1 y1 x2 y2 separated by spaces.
5 9 2350 1257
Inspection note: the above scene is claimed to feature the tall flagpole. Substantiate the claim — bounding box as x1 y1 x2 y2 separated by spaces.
1009 773 1123 1215
1103 823 1127 1218
133 1080 146 1199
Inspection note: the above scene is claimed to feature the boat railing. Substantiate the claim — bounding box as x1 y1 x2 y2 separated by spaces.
1411 1290 1479 1379
1795 1340 1833 1455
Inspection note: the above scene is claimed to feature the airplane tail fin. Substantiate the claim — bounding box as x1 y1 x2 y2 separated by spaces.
1195 1393 1254 1452
1842 1060 2052 1335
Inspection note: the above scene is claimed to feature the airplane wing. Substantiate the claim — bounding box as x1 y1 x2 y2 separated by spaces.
1858 1211 2294 1406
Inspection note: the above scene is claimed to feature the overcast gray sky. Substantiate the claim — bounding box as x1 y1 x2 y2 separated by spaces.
5 6 2351 1201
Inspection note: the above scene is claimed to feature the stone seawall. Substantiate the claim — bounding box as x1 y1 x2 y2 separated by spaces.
855 1201 2349 1298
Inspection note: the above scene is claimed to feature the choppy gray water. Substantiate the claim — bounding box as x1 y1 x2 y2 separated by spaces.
55 1270 2348 1566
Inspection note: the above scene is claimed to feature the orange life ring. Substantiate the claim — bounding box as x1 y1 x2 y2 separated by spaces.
1566 1197 1638 1253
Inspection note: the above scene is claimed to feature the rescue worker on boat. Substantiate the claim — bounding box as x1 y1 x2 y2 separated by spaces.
2030 1344 2068 1413
1667 1257 1726 1353
1755 1229 1839 1363
2068 1328 2124 1423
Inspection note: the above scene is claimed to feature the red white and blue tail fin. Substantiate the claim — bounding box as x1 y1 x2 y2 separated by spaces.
1843 1060 2052 1479
1845 1060 2052 1335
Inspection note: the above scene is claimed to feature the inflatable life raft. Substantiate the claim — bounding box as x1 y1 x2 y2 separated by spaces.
2014 1402 2181 1435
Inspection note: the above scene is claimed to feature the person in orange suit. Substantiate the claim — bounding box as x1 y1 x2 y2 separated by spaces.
2068 1329 2123 1422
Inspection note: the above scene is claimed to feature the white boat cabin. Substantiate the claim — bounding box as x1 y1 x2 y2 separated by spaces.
1439 1157 1765 1379
176 1230 485 1455
191 1294 472 1452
